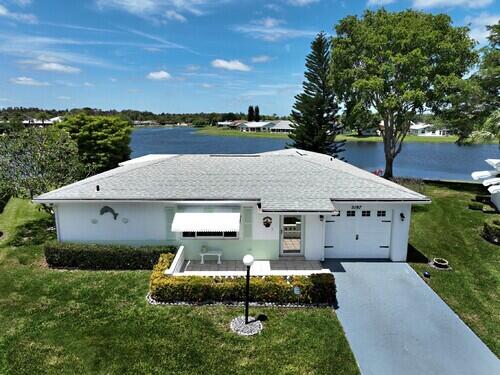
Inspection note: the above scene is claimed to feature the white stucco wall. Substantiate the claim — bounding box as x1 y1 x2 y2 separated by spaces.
55 202 170 245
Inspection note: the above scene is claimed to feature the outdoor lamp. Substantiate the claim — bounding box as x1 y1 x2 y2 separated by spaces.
400 213 406 222
243 254 254 324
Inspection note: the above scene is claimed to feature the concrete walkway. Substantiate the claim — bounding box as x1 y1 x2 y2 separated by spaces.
327 261 499 375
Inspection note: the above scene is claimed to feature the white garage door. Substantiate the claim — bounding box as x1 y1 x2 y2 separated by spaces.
324 209 392 259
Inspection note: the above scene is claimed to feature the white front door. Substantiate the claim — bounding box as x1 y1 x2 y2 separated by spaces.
280 215 303 256
324 209 392 259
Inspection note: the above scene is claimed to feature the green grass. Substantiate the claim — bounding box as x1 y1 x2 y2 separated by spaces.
409 182 500 355
196 127 470 143
0 198 358 375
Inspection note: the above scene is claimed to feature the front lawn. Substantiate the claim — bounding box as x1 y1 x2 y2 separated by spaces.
409 182 500 355
0 199 358 374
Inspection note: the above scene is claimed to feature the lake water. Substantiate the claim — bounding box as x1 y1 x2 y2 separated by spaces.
131 127 499 181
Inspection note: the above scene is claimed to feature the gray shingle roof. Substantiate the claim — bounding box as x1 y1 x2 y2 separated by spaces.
34 149 430 211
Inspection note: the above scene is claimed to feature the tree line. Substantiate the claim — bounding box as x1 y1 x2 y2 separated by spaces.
289 9 499 178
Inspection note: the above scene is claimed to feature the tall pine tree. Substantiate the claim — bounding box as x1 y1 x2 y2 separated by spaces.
247 106 255 121
289 32 344 158
254 105 261 121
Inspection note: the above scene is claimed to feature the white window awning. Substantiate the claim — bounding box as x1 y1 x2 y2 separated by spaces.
171 212 241 232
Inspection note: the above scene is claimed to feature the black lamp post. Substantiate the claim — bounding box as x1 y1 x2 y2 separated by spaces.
242 254 254 324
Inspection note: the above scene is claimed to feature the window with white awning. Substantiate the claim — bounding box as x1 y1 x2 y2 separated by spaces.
171 212 241 238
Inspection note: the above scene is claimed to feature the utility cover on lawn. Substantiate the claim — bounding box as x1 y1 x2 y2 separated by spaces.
230 316 263 336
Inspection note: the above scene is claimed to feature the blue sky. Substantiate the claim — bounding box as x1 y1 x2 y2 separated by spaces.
0 0 498 115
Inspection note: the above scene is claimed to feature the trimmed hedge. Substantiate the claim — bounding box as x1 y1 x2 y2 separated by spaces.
149 255 336 305
44 241 177 270
483 217 500 245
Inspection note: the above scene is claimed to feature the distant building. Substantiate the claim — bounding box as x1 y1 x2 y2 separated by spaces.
238 120 294 134
239 121 275 132
133 120 159 126
22 116 63 127
269 120 294 133
409 122 452 137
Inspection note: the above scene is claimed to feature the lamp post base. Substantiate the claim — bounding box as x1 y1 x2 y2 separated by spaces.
230 316 263 336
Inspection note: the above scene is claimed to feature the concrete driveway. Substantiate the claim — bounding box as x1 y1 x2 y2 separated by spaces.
326 261 499 375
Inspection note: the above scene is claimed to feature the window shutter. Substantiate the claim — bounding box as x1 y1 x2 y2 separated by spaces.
165 207 175 240
242 207 252 239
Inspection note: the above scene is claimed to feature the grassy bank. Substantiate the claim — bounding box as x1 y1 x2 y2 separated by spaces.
196 127 467 143
0 199 358 374
409 182 499 355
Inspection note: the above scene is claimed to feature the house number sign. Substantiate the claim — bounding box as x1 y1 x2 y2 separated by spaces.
351 205 362 210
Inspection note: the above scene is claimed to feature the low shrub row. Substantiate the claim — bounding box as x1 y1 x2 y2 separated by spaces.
149 255 336 305
483 216 500 245
44 241 177 270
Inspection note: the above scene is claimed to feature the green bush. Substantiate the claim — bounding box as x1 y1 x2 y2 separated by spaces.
149 258 336 305
483 216 500 245
44 241 177 270
468 201 484 211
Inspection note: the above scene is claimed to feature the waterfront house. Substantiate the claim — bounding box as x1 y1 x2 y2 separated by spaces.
269 120 294 134
239 121 275 132
22 116 62 127
472 159 500 210
409 122 453 137
34 149 430 274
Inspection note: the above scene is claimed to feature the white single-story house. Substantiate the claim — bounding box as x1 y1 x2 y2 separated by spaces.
34 149 430 273
269 120 294 133
22 116 62 126
409 122 453 137
472 159 500 210
239 121 275 132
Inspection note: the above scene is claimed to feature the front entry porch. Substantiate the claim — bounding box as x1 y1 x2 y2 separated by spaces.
176 259 331 276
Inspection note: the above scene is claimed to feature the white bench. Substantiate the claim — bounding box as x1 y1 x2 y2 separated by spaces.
200 250 222 265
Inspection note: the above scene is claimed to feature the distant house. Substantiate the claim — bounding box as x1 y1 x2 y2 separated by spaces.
133 120 159 126
22 116 63 127
269 120 294 134
409 122 452 137
239 121 274 132
472 159 500 210
359 127 380 136
217 121 234 127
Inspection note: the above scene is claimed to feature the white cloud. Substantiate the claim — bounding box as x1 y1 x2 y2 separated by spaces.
466 13 500 44
10 0 33 6
287 0 319 5
200 83 213 88
36 62 81 73
10 76 49 86
412 0 493 8
83 82 94 87
165 10 187 22
57 96 71 100
251 55 272 63
0 4 37 23
0 98 9 101
186 64 200 72
235 18 316 42
110 77 117 82
259 17 283 28
367 0 396 5
147 70 172 80
211 59 252 72
96 0 212 20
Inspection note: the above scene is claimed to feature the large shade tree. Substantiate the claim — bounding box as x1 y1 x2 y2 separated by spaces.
290 32 345 158
331 9 477 178
57 114 132 173
0 127 86 200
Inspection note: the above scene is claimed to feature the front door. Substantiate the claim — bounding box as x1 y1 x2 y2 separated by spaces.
281 215 303 256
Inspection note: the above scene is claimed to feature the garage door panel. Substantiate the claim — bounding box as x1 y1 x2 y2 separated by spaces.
324 210 392 259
